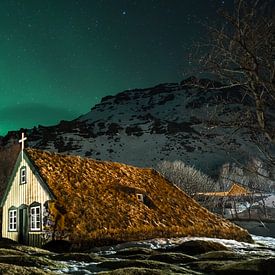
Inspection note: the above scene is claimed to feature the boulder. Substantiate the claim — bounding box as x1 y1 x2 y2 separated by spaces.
166 240 230 255
0 263 52 275
186 256 275 274
42 240 72 253
187 260 235 273
98 266 201 274
0 248 26 256
113 247 155 257
215 257 275 275
51 252 105 262
97 259 199 274
0 255 64 269
0 238 19 248
11 245 54 256
148 252 197 264
121 254 151 260
199 250 247 260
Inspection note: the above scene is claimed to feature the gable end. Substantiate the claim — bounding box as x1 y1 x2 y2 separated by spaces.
0 151 55 207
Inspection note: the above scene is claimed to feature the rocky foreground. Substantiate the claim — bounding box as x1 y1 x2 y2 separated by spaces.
1 236 275 274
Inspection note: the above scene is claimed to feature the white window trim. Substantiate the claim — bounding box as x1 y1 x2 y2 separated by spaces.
30 205 41 231
136 193 144 202
20 166 27 184
8 209 17 232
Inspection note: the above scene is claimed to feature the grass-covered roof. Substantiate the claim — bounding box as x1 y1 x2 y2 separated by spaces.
198 183 250 197
25 148 251 244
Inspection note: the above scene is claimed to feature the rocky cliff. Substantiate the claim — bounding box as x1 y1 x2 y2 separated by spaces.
1 78 273 177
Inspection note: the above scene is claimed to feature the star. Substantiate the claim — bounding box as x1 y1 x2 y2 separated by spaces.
0 0 238 136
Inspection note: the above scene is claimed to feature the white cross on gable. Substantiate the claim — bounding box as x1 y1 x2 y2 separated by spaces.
19 132 27 151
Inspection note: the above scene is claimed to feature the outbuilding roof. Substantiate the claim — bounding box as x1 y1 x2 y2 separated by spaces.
197 183 250 197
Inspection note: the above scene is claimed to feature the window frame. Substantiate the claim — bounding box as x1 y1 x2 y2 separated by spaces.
8 207 17 232
136 193 144 203
20 166 27 185
29 203 41 231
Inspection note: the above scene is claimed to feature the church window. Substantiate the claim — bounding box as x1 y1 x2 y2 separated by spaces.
20 166 27 184
8 207 17 231
30 203 41 231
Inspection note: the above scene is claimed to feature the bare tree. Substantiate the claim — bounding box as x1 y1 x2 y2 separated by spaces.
156 160 218 209
198 0 274 144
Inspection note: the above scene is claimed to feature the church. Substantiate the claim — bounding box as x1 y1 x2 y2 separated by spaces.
0 133 251 247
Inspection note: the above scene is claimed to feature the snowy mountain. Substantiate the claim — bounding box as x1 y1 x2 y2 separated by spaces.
0 78 271 176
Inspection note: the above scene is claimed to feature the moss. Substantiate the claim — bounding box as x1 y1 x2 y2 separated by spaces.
0 263 52 275
167 240 231 255
114 247 155 257
97 259 198 274
148 253 197 264
0 248 26 256
98 267 190 274
25 148 252 244
51 252 105 262
0 255 65 269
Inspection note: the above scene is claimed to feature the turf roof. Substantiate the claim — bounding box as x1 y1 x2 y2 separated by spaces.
198 183 250 197
25 148 252 243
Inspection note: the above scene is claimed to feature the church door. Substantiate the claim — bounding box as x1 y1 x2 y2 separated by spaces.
18 205 28 244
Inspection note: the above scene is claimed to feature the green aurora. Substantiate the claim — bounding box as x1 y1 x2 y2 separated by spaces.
0 0 229 136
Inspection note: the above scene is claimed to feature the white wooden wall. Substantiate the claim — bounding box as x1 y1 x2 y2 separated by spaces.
2 156 51 241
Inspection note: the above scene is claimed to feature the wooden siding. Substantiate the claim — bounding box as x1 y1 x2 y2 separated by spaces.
28 232 45 247
2 156 51 243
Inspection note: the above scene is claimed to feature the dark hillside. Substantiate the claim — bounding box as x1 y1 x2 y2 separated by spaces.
0 144 20 196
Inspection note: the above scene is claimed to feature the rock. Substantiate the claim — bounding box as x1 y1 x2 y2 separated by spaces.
0 255 65 269
0 248 26 256
186 260 234 273
104 247 157 260
11 245 55 256
51 252 105 262
98 266 197 274
215 257 275 274
97 259 200 274
0 239 54 256
0 238 19 248
186 257 275 274
166 240 230 255
42 240 72 253
121 254 151 260
148 252 198 264
114 247 155 257
0 241 66 273
199 250 247 260
0 263 53 275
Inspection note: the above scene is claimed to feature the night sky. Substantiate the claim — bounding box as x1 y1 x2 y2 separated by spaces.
0 0 230 136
